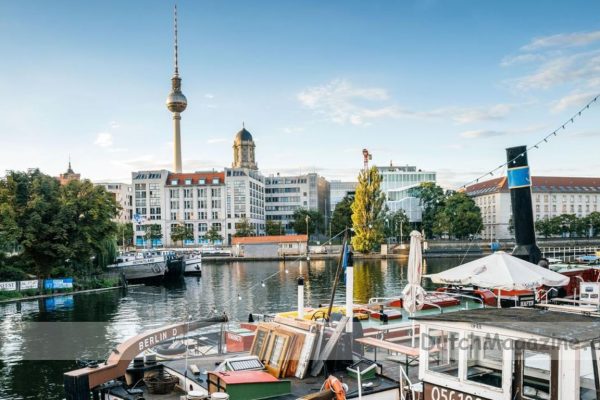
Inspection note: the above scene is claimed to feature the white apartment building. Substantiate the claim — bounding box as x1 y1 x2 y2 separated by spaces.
265 173 330 233
465 176 600 240
164 172 227 246
95 182 133 223
224 167 266 242
377 164 436 222
132 170 170 247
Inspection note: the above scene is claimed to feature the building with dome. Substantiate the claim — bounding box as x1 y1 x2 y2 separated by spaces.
58 160 81 185
232 125 257 170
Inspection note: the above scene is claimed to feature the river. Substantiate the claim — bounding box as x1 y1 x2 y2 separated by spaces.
0 257 462 400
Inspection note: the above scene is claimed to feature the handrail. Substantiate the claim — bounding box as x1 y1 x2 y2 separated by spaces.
440 292 485 308
538 287 558 304
398 362 417 400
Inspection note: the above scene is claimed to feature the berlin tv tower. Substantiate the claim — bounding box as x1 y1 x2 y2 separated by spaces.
165 5 187 173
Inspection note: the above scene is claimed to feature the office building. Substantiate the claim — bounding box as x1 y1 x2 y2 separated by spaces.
377 164 436 222
265 173 330 233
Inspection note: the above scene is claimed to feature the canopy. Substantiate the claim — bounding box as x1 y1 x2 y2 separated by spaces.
402 231 427 313
425 251 569 290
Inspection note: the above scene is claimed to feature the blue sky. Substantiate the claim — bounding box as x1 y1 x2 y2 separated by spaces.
1 0 600 188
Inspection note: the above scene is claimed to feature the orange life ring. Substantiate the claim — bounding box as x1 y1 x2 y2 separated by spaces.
323 375 346 400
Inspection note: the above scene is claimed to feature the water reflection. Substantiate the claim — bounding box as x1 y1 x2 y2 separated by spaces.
0 257 466 400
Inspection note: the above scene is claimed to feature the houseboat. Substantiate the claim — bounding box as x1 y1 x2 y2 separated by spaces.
413 304 600 400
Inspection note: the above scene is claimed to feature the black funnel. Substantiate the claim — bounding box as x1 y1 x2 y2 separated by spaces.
506 146 542 265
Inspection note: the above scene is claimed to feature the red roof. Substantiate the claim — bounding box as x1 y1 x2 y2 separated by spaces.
465 176 600 196
232 235 308 245
166 172 224 186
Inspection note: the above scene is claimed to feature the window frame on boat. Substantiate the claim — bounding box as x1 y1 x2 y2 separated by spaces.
420 322 512 399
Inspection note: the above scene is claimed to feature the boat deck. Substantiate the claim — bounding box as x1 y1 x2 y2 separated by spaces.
109 349 406 399
164 353 403 399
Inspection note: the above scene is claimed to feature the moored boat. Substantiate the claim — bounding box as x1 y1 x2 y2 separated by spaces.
108 251 169 282
184 253 202 275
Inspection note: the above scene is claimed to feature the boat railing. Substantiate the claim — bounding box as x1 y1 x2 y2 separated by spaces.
439 292 486 308
398 361 420 400
538 287 558 304
420 301 443 313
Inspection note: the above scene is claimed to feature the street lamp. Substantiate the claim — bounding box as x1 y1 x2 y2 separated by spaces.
305 215 310 260
385 218 389 245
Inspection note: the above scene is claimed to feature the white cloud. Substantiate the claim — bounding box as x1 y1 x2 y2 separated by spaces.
94 132 113 148
500 53 546 67
459 130 506 139
204 93 215 99
510 50 600 91
452 104 513 124
298 79 515 125
283 126 304 134
521 30 600 51
207 138 228 144
297 79 400 125
109 121 120 129
552 91 597 112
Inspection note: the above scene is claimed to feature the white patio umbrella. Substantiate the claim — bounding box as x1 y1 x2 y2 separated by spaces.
401 230 427 346
425 251 569 307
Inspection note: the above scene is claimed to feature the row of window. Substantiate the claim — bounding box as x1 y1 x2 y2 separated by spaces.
169 199 222 210
169 178 221 185
169 188 222 198
536 204 598 213
536 194 599 203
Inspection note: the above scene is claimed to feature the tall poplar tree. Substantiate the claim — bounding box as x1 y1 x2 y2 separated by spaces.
351 167 386 253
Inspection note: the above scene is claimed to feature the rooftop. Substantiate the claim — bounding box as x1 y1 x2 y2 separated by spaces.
166 172 225 185
413 307 600 344
465 176 600 196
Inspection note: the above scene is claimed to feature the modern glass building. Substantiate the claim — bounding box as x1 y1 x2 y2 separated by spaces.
377 165 436 222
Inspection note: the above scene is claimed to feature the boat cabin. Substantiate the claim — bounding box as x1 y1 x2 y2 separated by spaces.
414 308 600 400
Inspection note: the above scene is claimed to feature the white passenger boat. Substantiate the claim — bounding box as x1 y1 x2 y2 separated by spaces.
108 250 177 282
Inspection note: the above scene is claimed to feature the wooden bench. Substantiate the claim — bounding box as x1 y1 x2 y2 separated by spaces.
355 337 420 357
355 336 438 375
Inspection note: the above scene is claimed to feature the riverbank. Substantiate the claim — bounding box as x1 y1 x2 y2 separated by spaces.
0 284 142 304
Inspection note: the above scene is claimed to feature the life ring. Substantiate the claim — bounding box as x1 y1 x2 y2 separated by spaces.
323 375 346 400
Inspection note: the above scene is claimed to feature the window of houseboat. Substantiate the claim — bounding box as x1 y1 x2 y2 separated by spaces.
514 343 558 400
426 328 459 378
466 333 503 389
579 342 600 400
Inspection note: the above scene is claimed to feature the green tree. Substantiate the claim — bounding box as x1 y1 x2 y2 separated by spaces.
170 223 194 246
411 182 446 238
330 194 353 237
535 217 561 238
584 212 600 236
292 209 324 235
234 218 255 237
144 224 163 245
265 220 283 236
556 214 587 237
384 210 411 243
434 192 482 239
116 222 133 248
205 226 224 243
0 170 118 277
58 179 119 273
351 166 386 253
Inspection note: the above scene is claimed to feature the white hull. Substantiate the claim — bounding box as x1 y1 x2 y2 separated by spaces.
184 257 202 275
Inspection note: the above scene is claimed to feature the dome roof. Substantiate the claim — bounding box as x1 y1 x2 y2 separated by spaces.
234 127 253 143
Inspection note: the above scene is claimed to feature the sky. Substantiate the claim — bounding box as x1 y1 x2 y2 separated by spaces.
1 0 600 188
